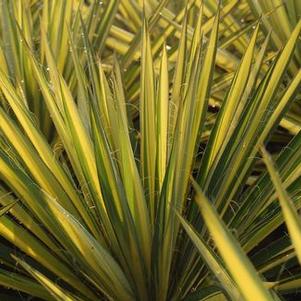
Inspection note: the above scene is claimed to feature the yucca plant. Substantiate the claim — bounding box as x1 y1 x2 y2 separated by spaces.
0 0 301 300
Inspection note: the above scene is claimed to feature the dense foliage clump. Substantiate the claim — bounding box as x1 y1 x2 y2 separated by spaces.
0 1 300 300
